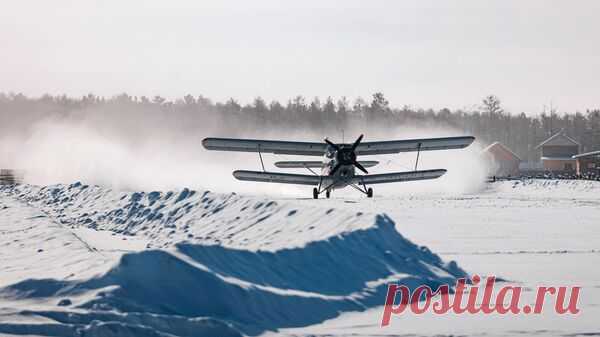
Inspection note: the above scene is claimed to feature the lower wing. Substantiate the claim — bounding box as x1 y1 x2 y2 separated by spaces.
233 169 446 186
233 170 326 185
351 169 447 185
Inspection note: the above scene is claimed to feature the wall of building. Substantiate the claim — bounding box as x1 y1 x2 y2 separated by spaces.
498 160 520 176
576 158 600 175
483 144 521 177
543 159 576 172
542 145 579 158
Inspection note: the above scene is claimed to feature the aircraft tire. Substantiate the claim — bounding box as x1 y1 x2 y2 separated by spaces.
326 190 331 198
313 187 318 199
367 188 373 198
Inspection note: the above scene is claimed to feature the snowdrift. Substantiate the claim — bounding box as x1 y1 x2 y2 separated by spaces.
0 183 467 336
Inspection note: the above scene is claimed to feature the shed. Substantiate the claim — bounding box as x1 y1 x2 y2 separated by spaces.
572 150 600 176
482 142 521 177
535 130 579 172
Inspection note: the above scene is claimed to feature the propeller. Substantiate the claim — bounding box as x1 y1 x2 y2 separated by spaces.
351 134 363 151
354 161 368 174
324 138 340 151
325 134 368 176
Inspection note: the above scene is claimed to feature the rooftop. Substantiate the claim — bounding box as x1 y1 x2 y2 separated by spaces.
482 141 521 161
573 150 600 159
541 156 576 161
535 130 580 149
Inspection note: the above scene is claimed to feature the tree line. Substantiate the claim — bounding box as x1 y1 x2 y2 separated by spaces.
1 92 599 163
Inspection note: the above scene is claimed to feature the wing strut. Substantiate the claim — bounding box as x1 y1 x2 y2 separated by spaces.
302 163 319 176
258 144 266 172
347 176 373 197
414 142 422 171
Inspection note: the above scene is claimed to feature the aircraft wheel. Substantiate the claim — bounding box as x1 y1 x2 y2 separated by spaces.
367 188 373 198
326 190 331 198
313 188 319 199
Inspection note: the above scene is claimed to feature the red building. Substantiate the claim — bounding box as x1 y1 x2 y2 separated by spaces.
482 142 521 177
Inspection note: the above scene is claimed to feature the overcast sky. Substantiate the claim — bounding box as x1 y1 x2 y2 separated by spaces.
1 0 599 114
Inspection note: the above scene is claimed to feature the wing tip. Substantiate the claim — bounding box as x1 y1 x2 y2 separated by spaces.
464 136 476 146
426 168 447 177
233 170 251 179
419 168 447 178
202 137 214 149
453 136 475 149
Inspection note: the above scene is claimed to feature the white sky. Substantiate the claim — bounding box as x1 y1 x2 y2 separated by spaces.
1 0 599 113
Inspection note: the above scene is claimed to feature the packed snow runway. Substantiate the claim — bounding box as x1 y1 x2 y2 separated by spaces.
0 180 598 336
273 180 600 336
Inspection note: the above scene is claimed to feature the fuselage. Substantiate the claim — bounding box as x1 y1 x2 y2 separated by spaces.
321 145 356 189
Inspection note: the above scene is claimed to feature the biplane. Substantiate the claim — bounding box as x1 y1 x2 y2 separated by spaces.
202 134 475 198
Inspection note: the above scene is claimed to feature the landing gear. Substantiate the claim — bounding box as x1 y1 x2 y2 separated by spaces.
348 178 373 198
326 190 331 198
313 187 319 199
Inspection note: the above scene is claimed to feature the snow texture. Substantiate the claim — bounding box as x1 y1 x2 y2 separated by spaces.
0 183 466 336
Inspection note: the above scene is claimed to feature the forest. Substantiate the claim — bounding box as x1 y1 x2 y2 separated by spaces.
1 92 599 163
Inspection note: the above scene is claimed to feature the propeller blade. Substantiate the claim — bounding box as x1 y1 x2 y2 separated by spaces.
329 162 342 176
324 138 340 150
353 160 368 174
351 134 364 151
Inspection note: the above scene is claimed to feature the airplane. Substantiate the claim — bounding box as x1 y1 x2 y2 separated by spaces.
202 134 475 199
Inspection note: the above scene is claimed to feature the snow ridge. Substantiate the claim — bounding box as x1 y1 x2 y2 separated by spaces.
0 183 467 336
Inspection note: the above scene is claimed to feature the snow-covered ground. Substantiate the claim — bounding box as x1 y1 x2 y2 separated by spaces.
0 179 598 336
272 179 600 336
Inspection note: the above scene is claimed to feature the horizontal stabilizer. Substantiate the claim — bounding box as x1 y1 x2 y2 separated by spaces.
352 169 447 185
274 160 379 169
233 170 326 185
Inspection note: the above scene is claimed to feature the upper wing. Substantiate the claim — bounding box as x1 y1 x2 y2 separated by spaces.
233 170 326 185
354 136 475 156
203 136 474 156
203 138 327 156
351 169 447 185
